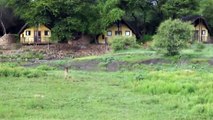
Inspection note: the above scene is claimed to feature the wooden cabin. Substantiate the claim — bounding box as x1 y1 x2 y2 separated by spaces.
182 15 211 42
97 20 136 44
20 24 51 44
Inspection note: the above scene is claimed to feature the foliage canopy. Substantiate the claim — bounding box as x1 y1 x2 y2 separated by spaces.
7 0 124 41
1 0 212 41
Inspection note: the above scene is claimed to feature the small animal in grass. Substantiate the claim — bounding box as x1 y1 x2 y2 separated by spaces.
64 67 69 79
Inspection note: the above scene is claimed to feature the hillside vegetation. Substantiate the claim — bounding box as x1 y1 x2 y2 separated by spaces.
1 44 213 119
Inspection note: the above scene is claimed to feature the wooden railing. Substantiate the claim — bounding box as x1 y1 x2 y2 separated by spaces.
20 37 51 44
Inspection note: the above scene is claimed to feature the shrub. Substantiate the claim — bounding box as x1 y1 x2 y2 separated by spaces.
153 19 194 56
0 64 47 78
142 34 153 43
0 66 22 77
26 70 46 78
134 74 144 81
109 36 139 51
36 65 56 71
21 52 44 60
194 42 205 52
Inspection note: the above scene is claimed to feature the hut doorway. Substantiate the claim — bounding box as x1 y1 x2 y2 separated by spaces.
34 31 41 43
194 30 199 41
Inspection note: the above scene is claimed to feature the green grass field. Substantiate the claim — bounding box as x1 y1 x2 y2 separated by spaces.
1 44 213 120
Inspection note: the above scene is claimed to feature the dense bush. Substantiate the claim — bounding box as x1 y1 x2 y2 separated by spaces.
142 34 153 43
194 42 205 52
21 52 44 60
0 63 47 78
109 36 139 51
153 19 194 56
36 65 56 71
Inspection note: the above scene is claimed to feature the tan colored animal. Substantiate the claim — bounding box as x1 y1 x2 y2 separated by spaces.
64 67 69 79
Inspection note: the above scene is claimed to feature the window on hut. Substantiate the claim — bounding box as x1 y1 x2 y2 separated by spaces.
44 30 49 36
26 31 31 36
125 31 130 36
115 31 122 36
202 30 206 36
107 31 112 36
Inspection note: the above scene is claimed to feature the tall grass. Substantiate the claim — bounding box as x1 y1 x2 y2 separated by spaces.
0 63 47 78
1 44 213 119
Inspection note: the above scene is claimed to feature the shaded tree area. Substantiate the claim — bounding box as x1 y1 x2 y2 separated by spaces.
161 0 199 19
7 0 124 42
120 0 199 40
1 0 211 41
0 0 25 36
199 0 213 34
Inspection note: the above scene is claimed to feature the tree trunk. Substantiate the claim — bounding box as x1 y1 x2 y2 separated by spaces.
94 36 98 44
0 10 6 35
18 23 28 35
0 20 6 35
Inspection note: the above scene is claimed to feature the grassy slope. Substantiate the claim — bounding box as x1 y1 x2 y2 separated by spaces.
1 45 213 120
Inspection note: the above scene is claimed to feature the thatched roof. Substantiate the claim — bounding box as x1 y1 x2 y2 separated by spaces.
120 20 138 36
181 15 211 34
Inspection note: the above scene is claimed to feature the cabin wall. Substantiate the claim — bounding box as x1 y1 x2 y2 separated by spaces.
194 23 209 42
98 24 135 44
20 25 51 44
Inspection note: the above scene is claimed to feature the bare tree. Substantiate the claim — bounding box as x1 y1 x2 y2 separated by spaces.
18 23 28 35
0 7 6 35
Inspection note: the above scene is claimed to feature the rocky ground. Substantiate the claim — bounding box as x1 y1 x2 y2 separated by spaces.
0 43 109 60
22 43 109 59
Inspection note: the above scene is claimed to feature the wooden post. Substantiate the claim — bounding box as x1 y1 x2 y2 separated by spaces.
48 38 50 50
199 18 201 42
64 67 69 79
104 37 109 51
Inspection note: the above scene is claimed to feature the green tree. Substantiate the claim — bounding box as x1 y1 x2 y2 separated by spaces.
8 0 94 41
119 0 199 40
0 0 22 35
8 0 124 42
87 0 124 42
121 0 153 35
199 0 213 34
161 0 199 19
154 19 193 56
